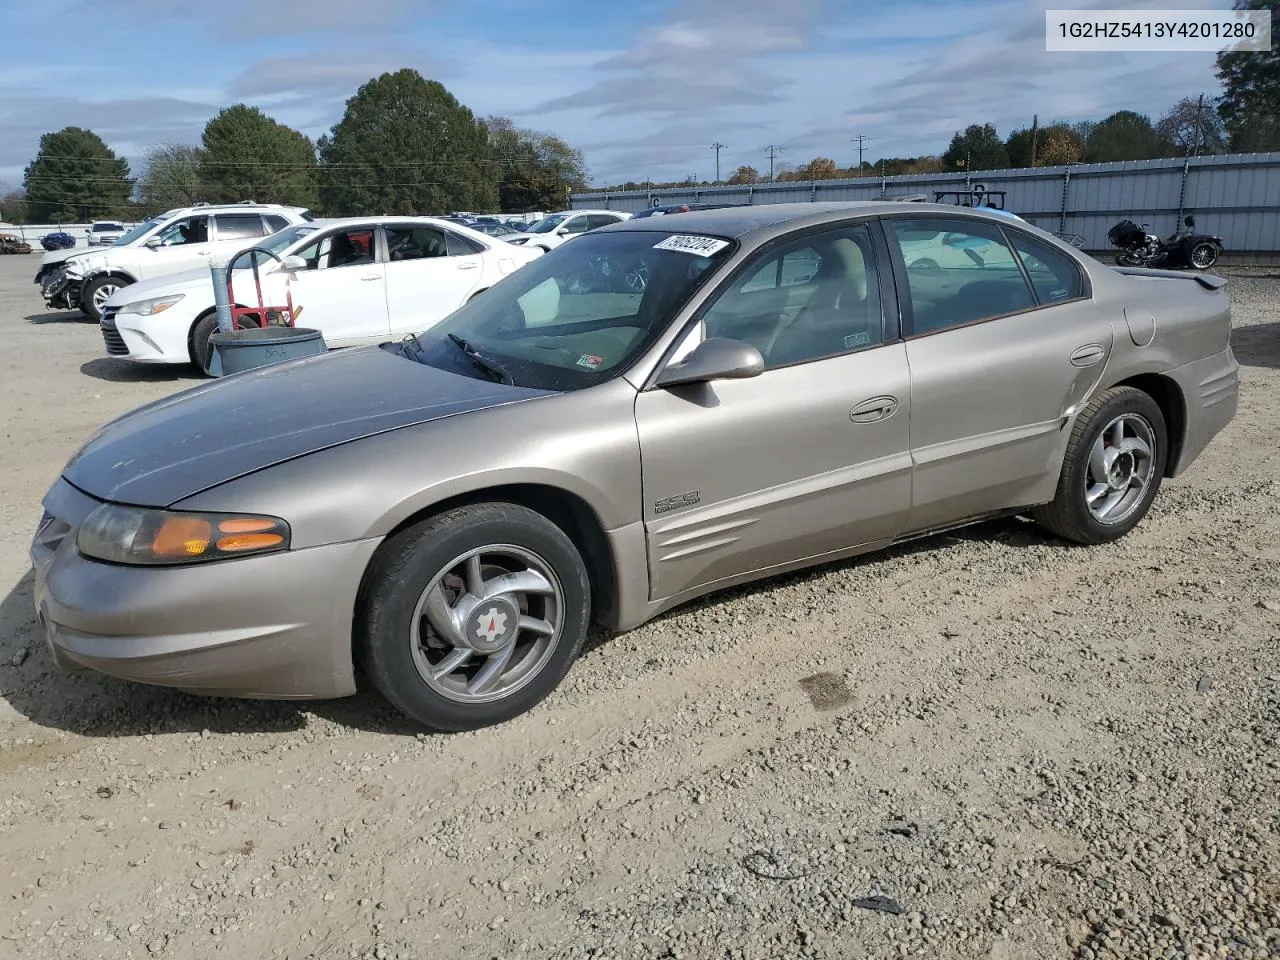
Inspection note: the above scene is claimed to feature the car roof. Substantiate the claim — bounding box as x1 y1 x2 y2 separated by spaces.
599 201 1037 242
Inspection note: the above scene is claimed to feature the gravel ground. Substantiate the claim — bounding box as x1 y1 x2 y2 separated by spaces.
0 254 1276 960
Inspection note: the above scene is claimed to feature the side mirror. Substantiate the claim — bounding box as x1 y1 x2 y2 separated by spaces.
656 337 765 388
281 254 307 272
144 236 164 248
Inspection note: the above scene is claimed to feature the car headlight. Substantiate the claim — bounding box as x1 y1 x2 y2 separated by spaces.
506 237 528 245
116 294 184 316
77 504 289 565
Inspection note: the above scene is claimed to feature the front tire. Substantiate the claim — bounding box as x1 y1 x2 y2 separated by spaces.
356 503 591 732
1032 387 1167 545
189 312 220 375
81 275 127 321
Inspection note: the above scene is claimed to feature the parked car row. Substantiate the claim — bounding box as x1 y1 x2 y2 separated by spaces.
101 217 541 374
31 202 1238 731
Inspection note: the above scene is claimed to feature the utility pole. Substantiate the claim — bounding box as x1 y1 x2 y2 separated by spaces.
1192 93 1205 157
710 142 727 183
1031 113 1039 167
850 135 873 177
765 144 783 182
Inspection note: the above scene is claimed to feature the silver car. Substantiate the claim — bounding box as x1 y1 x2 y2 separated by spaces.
31 203 1239 731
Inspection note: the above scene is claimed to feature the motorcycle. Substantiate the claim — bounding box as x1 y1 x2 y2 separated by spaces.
1107 215 1223 271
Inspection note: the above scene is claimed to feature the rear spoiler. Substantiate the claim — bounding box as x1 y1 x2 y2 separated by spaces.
1113 266 1227 290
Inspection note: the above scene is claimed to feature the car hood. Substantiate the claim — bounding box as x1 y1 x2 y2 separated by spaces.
41 247 89 267
104 267 220 308
62 346 555 507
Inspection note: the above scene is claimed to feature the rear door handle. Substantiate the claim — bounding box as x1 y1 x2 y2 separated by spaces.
457 261 479 270
1070 343 1105 367
850 396 898 423
361 274 381 281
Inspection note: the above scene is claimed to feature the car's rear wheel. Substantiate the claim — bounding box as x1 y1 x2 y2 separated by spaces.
82 275 126 321
1033 386 1167 545
357 503 591 731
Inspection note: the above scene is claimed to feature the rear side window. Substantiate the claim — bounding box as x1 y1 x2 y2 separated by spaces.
446 231 485 256
888 218 1035 335
385 225 450 260
1006 230 1084 303
215 214 268 240
264 214 291 233
586 214 622 230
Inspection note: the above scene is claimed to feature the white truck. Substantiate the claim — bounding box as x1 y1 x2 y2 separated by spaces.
35 202 313 320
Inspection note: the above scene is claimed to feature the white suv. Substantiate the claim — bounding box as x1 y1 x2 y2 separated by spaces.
87 221 126 246
501 209 631 252
37 202 313 320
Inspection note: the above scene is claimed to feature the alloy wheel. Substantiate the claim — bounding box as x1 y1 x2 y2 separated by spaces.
409 545 564 704
1084 414 1156 525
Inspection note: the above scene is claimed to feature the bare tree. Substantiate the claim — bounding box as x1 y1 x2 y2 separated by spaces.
1156 96 1227 155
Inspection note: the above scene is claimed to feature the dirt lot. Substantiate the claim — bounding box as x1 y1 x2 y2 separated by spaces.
0 253 1276 960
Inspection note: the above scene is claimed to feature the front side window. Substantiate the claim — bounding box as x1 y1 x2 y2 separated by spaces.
215 214 268 240
153 216 209 246
294 228 376 269
385 225 450 261
401 230 734 390
700 223 884 369
889 218 1036 334
561 216 590 236
526 215 567 234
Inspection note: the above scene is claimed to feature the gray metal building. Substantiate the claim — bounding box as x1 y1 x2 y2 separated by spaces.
571 152 1280 257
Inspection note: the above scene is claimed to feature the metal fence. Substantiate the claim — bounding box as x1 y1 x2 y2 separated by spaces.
572 152 1280 257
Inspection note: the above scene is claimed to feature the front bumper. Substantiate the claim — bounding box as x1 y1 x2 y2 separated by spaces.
99 305 197 363
31 478 380 699
41 266 82 310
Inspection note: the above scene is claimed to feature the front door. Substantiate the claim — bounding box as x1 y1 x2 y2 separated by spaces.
382 224 484 336
885 216 1116 532
281 225 388 344
634 221 913 602
137 214 215 279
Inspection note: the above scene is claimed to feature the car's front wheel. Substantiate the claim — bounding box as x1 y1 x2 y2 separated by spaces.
1033 386 1168 545
357 503 591 731
81 275 127 321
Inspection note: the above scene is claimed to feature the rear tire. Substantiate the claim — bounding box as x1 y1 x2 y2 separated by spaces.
1032 387 1167 545
357 503 591 732
1188 241 1219 270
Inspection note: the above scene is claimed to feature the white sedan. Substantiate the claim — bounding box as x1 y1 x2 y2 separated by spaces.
99 217 542 373
501 209 631 252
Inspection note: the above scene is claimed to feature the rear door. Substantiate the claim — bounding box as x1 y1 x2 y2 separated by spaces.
382 223 484 337
885 216 1113 532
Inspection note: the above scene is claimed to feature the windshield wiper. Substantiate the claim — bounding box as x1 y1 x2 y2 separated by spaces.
446 333 514 385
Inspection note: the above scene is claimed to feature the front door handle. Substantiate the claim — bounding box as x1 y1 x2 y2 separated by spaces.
1070 343 1105 367
850 396 898 423
361 274 381 281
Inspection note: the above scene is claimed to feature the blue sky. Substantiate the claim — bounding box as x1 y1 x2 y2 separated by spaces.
0 0 1230 192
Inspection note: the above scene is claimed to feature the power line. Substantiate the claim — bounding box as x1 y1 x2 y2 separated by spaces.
20 153 572 169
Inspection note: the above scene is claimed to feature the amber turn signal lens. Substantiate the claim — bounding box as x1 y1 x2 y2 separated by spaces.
216 533 286 553
217 517 279 535
151 517 213 558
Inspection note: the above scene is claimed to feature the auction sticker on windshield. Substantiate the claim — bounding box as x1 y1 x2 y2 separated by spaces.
653 235 730 257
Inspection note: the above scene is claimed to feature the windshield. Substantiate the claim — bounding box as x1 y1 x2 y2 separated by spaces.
526 214 567 234
114 221 158 246
405 230 734 391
